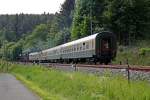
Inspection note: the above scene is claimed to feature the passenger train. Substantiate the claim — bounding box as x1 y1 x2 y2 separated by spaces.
29 31 117 64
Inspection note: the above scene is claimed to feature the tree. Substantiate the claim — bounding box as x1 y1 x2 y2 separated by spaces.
104 0 150 45
60 0 75 28
23 24 49 49
71 0 105 40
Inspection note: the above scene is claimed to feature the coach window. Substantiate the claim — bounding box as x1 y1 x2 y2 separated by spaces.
70 47 71 52
59 50 61 54
68 48 70 52
77 44 79 51
72 46 74 52
80 44 82 51
68 47 69 52
83 42 85 45
74 45 76 51
83 42 85 50
92 40 94 49
86 42 89 49
74 47 76 51
58 49 60 54
66 48 68 53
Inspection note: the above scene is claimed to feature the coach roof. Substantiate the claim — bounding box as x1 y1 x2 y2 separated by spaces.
62 33 98 47
43 33 98 52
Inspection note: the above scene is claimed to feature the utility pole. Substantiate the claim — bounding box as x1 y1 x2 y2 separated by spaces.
3 41 6 60
90 0 93 35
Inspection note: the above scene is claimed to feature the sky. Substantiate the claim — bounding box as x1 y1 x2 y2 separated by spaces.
0 0 65 14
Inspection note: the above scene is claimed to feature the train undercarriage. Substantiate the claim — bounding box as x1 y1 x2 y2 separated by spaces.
32 55 112 65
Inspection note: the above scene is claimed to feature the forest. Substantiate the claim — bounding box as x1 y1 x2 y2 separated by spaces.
0 0 150 61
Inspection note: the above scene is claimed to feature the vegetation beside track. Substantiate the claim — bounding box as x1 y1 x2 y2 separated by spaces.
0 62 149 100
113 40 150 66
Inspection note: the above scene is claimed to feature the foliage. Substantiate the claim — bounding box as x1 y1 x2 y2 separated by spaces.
60 0 75 28
0 40 23 60
0 29 17 42
22 0 75 52
0 13 54 60
0 60 13 72
113 51 150 65
23 24 49 50
71 0 105 40
104 0 150 45
72 0 150 43
139 48 150 56
0 14 54 41
113 40 150 65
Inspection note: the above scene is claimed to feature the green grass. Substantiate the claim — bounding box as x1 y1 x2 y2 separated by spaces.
0 60 12 72
113 40 150 66
7 64 150 100
113 49 150 65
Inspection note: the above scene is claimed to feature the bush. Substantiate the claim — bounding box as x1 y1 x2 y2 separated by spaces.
118 45 124 52
139 48 150 56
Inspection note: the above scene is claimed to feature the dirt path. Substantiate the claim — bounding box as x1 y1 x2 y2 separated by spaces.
0 73 40 100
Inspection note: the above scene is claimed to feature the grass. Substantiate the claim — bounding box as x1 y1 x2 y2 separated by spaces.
113 49 150 65
5 64 150 100
0 60 12 72
113 40 150 66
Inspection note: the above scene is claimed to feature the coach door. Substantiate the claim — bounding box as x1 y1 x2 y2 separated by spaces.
101 38 111 54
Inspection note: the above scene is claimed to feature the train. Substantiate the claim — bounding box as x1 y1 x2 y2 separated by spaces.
28 31 117 64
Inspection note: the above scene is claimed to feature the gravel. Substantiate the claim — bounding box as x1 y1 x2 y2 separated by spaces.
51 65 150 82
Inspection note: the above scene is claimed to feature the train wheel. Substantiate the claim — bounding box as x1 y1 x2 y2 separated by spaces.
94 58 97 65
100 60 103 64
104 62 108 65
104 59 110 65
94 60 97 65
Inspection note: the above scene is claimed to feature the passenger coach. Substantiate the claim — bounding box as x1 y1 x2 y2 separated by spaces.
29 31 117 64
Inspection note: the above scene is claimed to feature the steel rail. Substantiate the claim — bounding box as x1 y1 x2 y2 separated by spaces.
47 63 150 72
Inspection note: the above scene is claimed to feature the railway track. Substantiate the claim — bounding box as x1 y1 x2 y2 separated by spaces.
40 63 149 82
47 63 150 72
